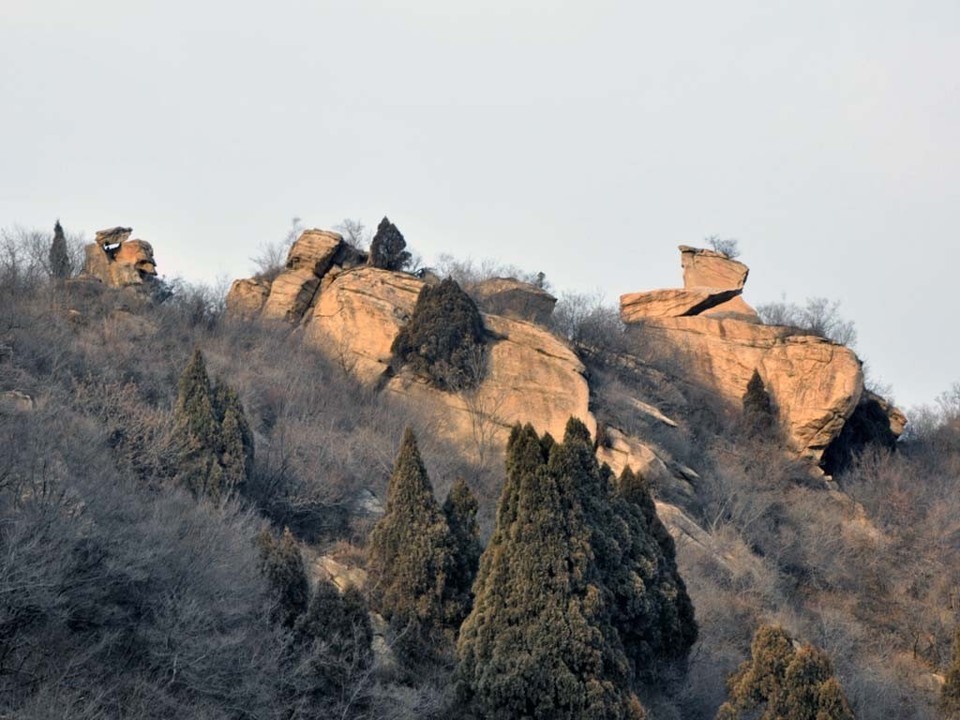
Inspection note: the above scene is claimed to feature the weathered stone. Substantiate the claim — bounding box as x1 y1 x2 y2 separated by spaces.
306 267 424 384
471 277 557 324
596 427 695 502
0 390 34 413
82 230 158 288
260 268 322 323
620 287 743 322
285 229 343 275
385 313 594 452
680 245 749 290
225 278 272 320
865 389 907 437
112 240 157 279
304 266 593 449
636 316 864 461
95 226 132 248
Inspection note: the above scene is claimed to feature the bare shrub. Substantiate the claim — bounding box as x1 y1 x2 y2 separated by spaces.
705 235 740 259
251 216 303 281
757 296 857 347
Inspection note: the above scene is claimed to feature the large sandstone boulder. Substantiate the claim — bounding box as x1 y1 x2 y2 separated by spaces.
305 266 594 450
634 316 864 461
680 245 749 289
225 278 271 320
306 267 423 384
81 228 158 288
620 287 743 322
386 313 594 450
471 278 557 324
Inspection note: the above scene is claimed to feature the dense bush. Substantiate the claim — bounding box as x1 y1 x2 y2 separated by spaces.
391 277 486 391
368 216 411 271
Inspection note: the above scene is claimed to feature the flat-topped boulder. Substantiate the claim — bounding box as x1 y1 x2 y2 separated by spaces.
471 277 557 324
679 245 749 290
620 287 743 322
635 315 864 461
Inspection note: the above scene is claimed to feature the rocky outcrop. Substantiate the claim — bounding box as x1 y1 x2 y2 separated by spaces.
386 313 594 449
305 266 593 447
620 245 892 463
225 278 271 321
307 266 424 384
596 427 696 502
637 316 864 460
471 278 557 324
620 287 743 322
226 229 367 324
678 245 758 319
81 227 157 287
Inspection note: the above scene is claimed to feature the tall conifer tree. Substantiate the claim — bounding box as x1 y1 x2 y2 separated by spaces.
442 479 482 628
457 423 644 720
49 220 70 279
366 428 456 660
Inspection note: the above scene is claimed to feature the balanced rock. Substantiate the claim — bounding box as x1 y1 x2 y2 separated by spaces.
635 316 864 461
81 228 157 287
680 245 749 289
620 287 743 322
471 277 557 324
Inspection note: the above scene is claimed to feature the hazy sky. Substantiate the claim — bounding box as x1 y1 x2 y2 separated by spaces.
2 1 958 409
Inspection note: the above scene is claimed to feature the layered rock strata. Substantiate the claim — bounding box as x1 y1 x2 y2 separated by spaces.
81 226 158 287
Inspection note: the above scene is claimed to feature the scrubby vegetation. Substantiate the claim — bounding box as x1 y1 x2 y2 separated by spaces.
2 222 960 718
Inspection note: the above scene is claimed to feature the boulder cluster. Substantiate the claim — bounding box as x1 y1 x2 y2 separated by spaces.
619 246 903 463
80 226 158 287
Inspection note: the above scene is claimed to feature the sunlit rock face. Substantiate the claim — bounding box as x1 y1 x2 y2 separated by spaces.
81 227 158 287
620 245 905 464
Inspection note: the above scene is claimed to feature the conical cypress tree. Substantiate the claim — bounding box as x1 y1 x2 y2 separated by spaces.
615 467 698 671
367 216 411 271
214 382 254 494
174 351 253 500
366 428 455 661
49 220 70 279
553 419 697 681
174 349 224 498
442 479 482 628
257 527 310 628
391 277 486 390
717 625 854 720
457 423 644 720
742 369 776 436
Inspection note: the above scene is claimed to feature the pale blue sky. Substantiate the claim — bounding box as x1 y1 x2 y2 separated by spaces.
2 1 958 408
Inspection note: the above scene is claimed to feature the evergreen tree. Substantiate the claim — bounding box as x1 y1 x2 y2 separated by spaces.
742 369 776 436
214 382 254 493
941 625 960 718
442 479 482 628
716 625 854 720
174 349 224 498
257 527 310 628
367 216 411 271
391 277 486 390
173 350 253 500
290 580 373 706
366 428 456 661
49 219 70 279
457 423 644 720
